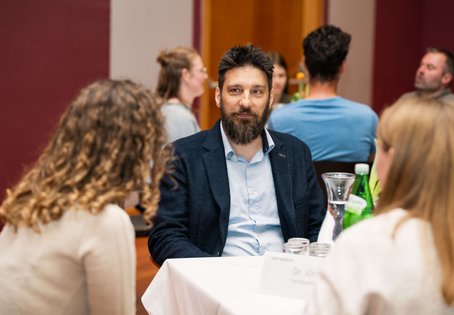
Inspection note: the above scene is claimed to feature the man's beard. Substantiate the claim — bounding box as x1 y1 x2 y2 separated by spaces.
220 100 271 145
414 75 442 92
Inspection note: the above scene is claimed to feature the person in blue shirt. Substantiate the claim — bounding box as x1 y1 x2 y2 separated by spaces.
148 45 325 265
268 25 378 162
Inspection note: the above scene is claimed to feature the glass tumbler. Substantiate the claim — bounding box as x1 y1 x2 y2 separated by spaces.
309 242 332 258
287 237 310 255
283 241 309 255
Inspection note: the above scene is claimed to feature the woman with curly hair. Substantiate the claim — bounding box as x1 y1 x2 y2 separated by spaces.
0 79 170 315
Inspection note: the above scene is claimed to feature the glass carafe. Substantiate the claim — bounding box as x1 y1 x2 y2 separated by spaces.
321 172 355 240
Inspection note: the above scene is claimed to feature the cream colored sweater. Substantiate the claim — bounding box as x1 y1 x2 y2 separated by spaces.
0 204 136 315
308 209 454 315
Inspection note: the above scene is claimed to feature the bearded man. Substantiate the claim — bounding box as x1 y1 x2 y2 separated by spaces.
400 47 454 101
148 45 325 265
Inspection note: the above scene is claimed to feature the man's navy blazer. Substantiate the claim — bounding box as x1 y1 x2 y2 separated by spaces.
149 120 325 265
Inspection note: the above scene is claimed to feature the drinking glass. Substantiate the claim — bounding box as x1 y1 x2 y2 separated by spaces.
309 242 332 257
287 238 310 255
321 172 355 240
283 242 307 255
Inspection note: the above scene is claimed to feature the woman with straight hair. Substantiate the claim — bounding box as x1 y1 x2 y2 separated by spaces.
156 46 208 142
0 79 170 315
266 51 292 109
309 98 454 314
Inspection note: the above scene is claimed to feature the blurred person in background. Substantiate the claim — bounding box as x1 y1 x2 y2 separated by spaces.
268 25 378 162
308 97 454 314
266 51 292 109
400 47 454 102
156 46 208 142
0 79 170 315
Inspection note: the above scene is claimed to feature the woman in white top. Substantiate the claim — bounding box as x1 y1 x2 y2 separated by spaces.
309 97 454 314
0 80 170 315
156 46 208 142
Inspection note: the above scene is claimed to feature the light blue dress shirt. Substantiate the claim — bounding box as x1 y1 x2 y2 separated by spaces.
220 123 284 256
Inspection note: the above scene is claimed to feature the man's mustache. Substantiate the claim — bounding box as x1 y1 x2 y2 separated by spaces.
233 108 258 117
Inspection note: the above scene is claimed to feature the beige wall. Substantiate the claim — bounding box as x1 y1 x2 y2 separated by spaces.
110 0 193 89
328 0 376 105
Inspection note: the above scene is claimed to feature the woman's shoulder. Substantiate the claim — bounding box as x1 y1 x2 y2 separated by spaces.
333 208 432 265
65 204 133 235
335 209 412 246
93 204 132 228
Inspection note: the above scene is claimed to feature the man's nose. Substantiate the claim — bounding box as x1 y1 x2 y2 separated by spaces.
239 92 252 107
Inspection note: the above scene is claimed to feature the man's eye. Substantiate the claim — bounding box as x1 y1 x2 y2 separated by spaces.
252 89 264 96
229 88 241 94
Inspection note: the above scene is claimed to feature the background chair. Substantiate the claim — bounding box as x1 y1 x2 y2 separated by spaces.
129 204 152 237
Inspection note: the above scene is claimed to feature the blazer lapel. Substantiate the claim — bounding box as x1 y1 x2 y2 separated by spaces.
202 121 231 240
269 136 297 238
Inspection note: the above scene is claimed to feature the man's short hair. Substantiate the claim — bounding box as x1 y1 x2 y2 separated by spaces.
303 25 351 82
426 47 454 77
218 45 274 91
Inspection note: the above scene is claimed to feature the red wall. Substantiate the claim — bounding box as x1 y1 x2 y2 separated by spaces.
373 0 454 114
372 0 424 113
0 1 110 200
421 0 454 53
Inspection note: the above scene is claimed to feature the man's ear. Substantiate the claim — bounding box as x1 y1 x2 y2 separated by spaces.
442 72 453 87
215 87 221 109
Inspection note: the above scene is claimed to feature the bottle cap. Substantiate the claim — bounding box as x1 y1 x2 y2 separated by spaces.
355 163 369 175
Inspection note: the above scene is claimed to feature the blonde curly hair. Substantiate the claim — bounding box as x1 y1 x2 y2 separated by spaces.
0 79 170 231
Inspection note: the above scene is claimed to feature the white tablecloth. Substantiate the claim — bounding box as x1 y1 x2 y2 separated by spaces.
141 256 307 315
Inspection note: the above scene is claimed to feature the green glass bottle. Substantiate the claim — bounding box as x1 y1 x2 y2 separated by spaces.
343 163 374 229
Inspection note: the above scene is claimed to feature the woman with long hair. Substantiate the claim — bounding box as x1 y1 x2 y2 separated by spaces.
156 46 208 142
0 79 170 314
309 98 454 314
266 51 292 109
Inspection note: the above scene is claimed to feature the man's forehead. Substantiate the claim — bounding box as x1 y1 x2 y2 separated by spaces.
223 66 268 86
422 52 446 66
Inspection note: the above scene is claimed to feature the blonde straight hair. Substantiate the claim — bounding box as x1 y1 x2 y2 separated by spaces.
376 97 454 304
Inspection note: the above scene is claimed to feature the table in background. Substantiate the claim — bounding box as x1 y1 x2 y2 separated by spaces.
141 256 307 315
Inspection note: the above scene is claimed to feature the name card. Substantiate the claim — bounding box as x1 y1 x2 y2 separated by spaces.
258 252 323 299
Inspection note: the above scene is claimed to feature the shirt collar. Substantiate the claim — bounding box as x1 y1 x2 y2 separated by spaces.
220 121 275 160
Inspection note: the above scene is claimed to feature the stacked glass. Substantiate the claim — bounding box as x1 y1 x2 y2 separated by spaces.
309 242 331 258
283 238 310 255
283 238 331 257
